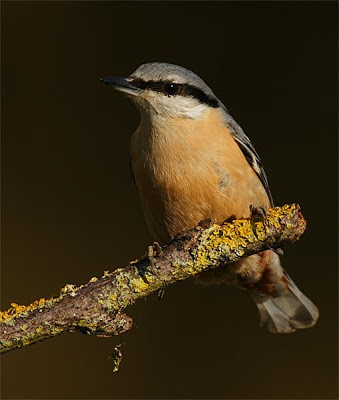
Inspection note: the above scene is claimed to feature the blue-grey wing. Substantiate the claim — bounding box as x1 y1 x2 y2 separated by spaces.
220 105 274 207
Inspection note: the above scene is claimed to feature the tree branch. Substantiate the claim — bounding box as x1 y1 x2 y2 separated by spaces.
0 204 306 354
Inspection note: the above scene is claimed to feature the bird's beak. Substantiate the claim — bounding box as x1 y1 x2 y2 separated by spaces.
100 77 141 96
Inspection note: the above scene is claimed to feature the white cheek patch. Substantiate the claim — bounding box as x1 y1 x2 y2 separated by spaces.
182 102 208 118
152 95 208 119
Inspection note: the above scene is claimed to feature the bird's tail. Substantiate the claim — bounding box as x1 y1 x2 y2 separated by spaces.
248 269 319 334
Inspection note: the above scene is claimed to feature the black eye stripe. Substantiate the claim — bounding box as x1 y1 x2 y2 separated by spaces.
130 78 219 108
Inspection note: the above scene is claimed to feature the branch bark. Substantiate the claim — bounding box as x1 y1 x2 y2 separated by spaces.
0 204 306 354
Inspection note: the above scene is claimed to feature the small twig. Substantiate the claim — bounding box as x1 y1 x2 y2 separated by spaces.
0 204 306 354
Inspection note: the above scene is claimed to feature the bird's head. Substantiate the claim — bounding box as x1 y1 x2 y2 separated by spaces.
101 62 221 119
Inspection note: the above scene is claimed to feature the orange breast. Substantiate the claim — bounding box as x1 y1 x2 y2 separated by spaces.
130 108 270 244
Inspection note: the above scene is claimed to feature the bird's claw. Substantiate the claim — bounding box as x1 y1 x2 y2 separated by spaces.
147 242 163 279
152 241 163 256
249 204 266 223
147 245 158 276
250 204 268 237
147 243 165 299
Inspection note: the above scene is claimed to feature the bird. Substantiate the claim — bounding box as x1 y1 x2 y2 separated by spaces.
100 62 319 334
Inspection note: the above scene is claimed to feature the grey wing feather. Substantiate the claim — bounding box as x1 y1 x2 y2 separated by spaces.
220 105 274 207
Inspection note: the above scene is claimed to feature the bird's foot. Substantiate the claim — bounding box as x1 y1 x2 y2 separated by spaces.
147 243 165 300
249 204 268 238
152 241 163 256
249 204 266 223
249 205 284 256
147 242 164 278
147 245 158 277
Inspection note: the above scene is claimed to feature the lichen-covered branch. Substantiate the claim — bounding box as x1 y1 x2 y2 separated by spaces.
0 204 306 354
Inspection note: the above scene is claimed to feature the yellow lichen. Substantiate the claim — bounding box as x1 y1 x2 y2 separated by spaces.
0 298 48 323
181 262 197 275
190 219 257 273
77 319 98 333
109 293 119 310
35 326 44 334
50 327 64 336
252 222 266 240
131 277 149 293
115 273 129 291
60 284 77 295
99 298 115 311
0 205 302 354
0 340 13 349
266 204 297 229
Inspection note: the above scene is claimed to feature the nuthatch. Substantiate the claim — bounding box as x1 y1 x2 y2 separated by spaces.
101 62 319 333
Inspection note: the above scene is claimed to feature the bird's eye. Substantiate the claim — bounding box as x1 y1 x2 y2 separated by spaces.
165 83 178 96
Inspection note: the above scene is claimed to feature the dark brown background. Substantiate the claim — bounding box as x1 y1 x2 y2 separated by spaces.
1 1 338 399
